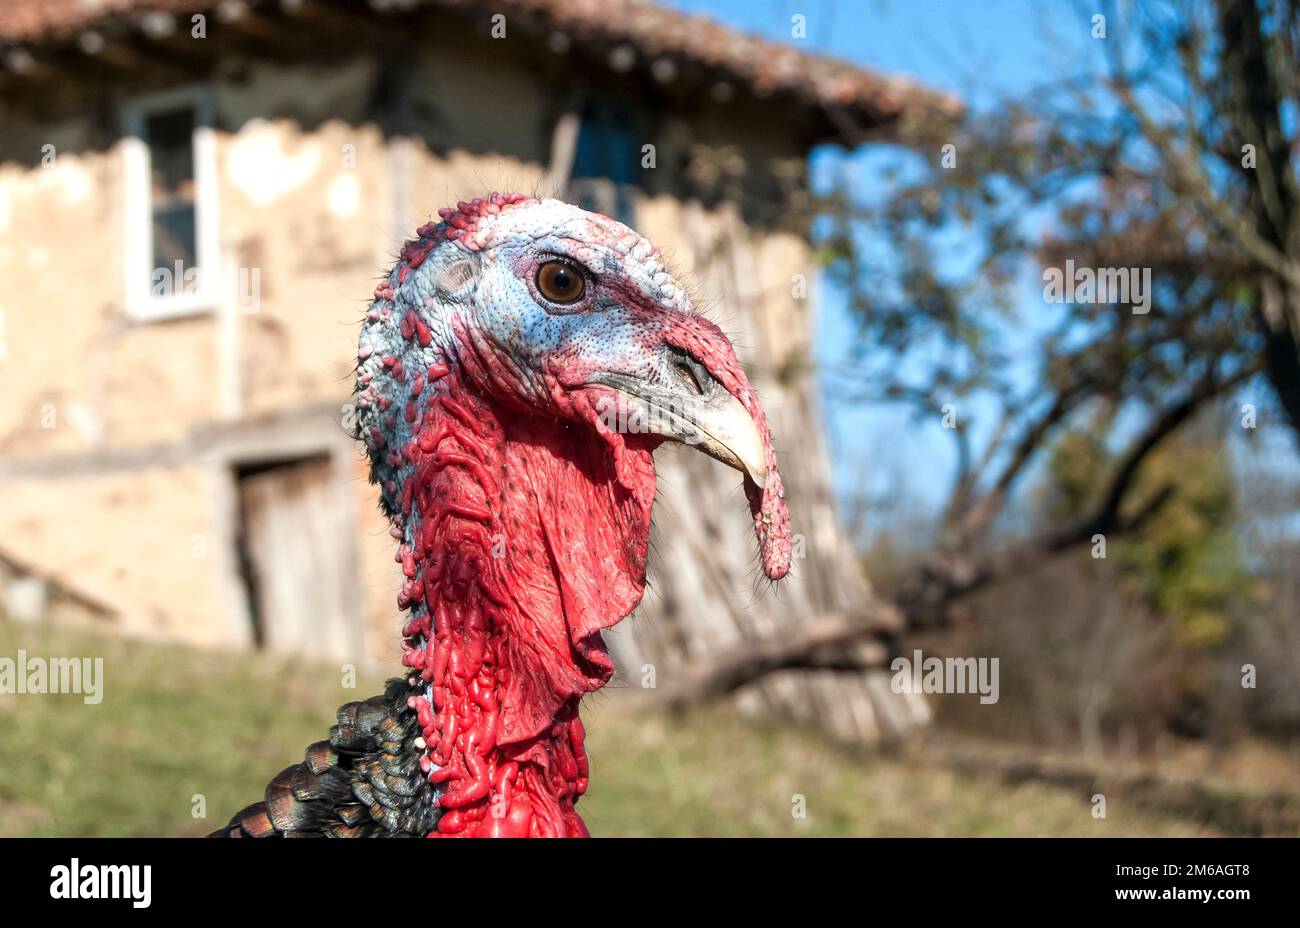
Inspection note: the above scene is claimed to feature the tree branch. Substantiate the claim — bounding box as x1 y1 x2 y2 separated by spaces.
1103 28 1298 286
896 362 1259 627
651 610 900 712
652 364 1256 709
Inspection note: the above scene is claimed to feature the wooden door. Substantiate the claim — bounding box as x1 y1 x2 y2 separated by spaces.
237 456 360 662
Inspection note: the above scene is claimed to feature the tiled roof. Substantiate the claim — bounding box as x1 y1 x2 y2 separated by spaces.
0 0 959 138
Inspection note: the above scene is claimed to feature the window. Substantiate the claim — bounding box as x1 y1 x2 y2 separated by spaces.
145 107 197 273
123 87 219 319
567 99 641 227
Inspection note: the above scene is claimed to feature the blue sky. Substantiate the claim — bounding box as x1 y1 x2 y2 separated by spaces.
671 0 1060 103
666 0 1073 529
667 1 1300 544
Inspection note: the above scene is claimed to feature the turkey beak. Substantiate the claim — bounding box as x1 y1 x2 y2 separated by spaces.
588 365 768 489
678 388 768 489
660 382 759 488
587 335 790 581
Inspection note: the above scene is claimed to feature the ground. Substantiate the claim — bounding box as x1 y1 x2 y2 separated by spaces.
0 620 1290 837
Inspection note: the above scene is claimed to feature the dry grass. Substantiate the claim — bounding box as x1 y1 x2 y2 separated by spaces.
0 619 1279 836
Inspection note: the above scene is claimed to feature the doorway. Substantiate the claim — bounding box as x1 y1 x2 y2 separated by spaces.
233 454 360 661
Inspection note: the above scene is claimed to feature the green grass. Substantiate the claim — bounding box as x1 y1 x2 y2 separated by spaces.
580 696 1216 837
0 620 392 836
0 620 1221 836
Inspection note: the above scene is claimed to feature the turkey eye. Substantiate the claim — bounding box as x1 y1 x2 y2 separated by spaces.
536 260 585 304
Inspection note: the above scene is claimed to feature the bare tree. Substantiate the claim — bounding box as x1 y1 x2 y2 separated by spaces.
662 0 1295 706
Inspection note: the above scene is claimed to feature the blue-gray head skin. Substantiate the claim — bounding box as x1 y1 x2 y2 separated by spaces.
354 193 791 578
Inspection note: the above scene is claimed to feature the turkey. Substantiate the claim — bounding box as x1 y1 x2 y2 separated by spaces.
212 194 792 838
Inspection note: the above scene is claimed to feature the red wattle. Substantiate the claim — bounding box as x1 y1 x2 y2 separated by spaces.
393 370 654 838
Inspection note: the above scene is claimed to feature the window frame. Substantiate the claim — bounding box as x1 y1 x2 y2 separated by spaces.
566 97 642 228
122 86 220 321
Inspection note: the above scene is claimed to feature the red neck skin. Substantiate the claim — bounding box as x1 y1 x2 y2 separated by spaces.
390 369 657 837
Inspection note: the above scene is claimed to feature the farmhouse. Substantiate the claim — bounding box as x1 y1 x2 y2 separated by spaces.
0 0 950 742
